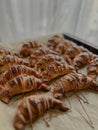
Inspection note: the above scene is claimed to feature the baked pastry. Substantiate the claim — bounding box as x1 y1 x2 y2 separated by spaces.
35 54 63 71
47 35 65 49
0 75 50 103
73 52 95 70
48 35 73 54
87 57 98 79
14 95 69 130
0 65 41 85
0 48 19 59
53 72 98 100
20 41 42 57
64 45 88 60
29 47 57 67
42 61 75 83
0 55 29 74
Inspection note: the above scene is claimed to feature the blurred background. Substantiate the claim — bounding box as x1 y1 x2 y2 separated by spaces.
0 0 98 46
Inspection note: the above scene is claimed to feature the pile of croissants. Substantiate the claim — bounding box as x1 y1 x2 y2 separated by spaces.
0 35 98 130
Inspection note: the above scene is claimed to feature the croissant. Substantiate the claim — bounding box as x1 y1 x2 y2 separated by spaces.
0 55 29 74
47 35 65 49
0 65 41 85
29 47 57 66
0 48 19 59
48 35 74 55
87 57 98 79
0 75 50 103
64 45 88 60
14 95 69 130
53 72 98 100
42 61 75 83
35 54 63 71
55 41 73 55
20 41 42 57
73 52 95 70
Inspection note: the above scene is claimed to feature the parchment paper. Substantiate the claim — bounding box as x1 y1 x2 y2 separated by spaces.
0 34 98 130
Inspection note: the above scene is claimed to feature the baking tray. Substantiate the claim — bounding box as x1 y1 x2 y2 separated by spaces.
63 33 98 54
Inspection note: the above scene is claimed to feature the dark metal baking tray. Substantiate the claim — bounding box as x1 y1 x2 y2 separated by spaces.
63 33 98 55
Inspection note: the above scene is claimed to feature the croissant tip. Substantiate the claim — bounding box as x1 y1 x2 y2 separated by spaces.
14 123 24 130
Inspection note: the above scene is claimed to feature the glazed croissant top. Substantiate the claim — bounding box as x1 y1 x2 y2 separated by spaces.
35 54 63 71
0 65 41 85
20 41 42 57
0 75 50 103
29 47 57 66
87 57 98 79
0 55 29 74
0 48 19 59
42 61 75 83
47 35 65 49
53 72 98 99
48 35 74 54
64 45 88 59
14 95 69 130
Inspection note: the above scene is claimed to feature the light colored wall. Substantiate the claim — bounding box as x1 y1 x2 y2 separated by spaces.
0 0 98 46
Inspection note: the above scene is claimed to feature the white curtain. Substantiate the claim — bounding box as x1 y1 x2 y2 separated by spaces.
0 0 98 46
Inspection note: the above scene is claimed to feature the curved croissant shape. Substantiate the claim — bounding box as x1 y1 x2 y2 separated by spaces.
0 75 50 103
29 47 57 66
53 72 98 100
48 35 74 55
0 55 29 74
47 35 65 49
73 52 95 70
20 41 42 57
64 45 88 60
0 48 19 59
35 54 63 71
55 41 73 55
0 65 41 85
42 61 75 83
14 95 69 130
87 57 98 79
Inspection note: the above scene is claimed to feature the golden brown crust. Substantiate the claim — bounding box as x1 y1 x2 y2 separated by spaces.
0 55 29 74
0 75 50 103
29 47 57 67
14 95 69 130
48 35 74 54
64 45 88 60
87 57 98 79
42 61 75 83
73 52 95 70
0 49 19 59
47 35 65 49
0 65 41 85
20 41 42 57
53 72 97 100
35 54 63 71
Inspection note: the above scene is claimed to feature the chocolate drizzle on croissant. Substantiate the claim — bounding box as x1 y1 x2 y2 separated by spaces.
29 47 57 66
0 65 41 85
73 52 95 70
14 95 69 130
20 41 42 57
42 61 75 83
0 55 29 73
0 49 19 58
35 54 63 71
53 72 97 100
0 75 50 103
87 57 98 79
